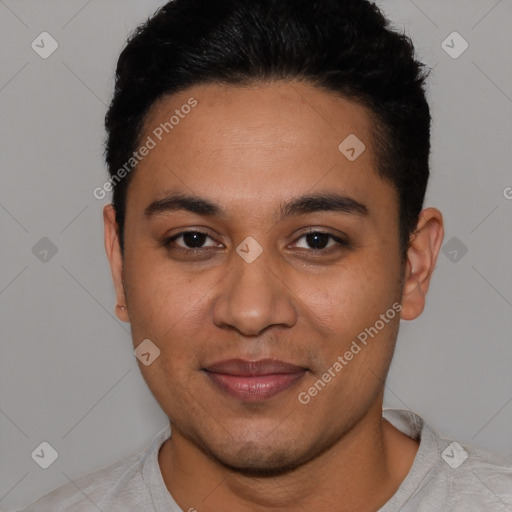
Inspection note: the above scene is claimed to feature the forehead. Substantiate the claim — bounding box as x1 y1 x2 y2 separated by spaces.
126 81 394 217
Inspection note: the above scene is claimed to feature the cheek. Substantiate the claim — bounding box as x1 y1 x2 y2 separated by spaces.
123 249 222 355
123 251 188 332
295 266 400 418
303 254 400 338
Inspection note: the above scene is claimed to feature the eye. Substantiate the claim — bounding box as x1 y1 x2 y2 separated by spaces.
162 229 350 254
163 230 220 251
293 230 349 251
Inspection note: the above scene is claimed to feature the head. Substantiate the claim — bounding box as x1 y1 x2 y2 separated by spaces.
103 0 443 475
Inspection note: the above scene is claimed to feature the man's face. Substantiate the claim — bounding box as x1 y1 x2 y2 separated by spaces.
118 81 405 472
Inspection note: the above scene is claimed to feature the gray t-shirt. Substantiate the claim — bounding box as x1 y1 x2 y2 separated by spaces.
14 409 512 511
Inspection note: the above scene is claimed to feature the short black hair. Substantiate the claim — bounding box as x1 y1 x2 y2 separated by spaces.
104 0 431 263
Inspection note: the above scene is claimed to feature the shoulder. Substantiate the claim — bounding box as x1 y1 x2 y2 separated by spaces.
16 425 171 512
384 409 512 510
412 440 512 511
443 440 512 508
16 451 145 512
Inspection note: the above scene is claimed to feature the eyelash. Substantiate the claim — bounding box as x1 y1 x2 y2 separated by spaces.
161 229 350 255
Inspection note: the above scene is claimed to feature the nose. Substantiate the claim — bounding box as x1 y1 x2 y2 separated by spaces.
212 247 298 336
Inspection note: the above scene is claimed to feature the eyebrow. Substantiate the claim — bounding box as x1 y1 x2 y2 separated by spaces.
144 192 368 221
278 192 368 220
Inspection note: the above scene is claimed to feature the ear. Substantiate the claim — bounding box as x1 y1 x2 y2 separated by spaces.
400 207 444 321
103 204 130 322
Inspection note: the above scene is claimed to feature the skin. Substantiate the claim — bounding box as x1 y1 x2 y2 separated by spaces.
104 81 444 511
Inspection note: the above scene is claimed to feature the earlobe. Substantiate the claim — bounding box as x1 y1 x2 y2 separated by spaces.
400 207 444 321
103 204 130 323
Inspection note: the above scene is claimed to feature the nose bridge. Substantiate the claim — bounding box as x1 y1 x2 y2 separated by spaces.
212 246 297 335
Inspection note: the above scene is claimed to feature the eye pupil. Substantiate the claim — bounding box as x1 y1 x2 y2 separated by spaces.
306 232 329 249
183 231 207 248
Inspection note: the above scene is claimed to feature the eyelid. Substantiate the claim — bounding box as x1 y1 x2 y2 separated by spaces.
290 228 350 250
162 228 350 253
163 229 221 249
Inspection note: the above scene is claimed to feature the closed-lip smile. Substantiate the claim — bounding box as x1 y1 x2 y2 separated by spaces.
203 358 308 402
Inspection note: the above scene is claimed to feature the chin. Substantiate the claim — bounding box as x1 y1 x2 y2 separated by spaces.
196 428 335 478
214 443 310 477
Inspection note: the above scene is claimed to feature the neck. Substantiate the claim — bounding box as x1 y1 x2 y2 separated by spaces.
158 403 419 512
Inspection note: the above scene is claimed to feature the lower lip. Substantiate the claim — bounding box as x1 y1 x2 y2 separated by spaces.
204 371 306 402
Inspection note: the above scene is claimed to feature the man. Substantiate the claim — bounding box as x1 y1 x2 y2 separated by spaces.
18 0 512 510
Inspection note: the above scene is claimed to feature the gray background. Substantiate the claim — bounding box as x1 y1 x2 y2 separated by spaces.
1 0 511 509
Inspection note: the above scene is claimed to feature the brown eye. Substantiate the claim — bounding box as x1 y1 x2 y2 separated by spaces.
294 231 349 251
163 230 219 251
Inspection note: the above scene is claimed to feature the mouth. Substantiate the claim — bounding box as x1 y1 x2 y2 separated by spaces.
202 358 308 402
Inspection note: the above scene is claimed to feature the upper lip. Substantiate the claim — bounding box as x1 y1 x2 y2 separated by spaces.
203 358 307 376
